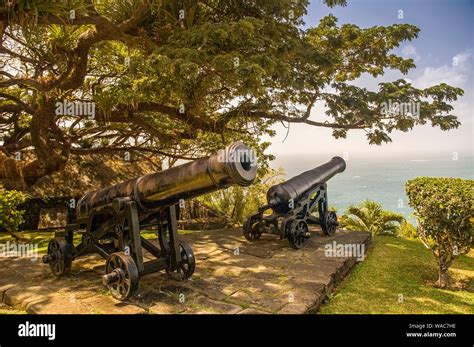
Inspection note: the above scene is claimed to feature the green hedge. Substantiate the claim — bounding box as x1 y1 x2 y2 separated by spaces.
406 177 473 287
0 190 28 233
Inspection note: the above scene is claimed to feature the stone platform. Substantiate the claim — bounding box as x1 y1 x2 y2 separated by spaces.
0 228 370 314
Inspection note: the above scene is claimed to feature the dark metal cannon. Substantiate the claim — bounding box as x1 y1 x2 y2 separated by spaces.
42 142 257 300
243 156 346 249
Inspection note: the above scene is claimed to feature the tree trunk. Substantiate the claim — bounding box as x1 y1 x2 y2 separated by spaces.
438 264 450 288
0 151 26 188
0 100 71 188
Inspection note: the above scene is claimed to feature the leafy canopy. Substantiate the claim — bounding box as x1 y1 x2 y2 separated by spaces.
0 0 464 187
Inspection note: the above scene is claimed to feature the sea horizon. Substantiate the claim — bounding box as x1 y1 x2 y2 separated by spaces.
269 151 474 223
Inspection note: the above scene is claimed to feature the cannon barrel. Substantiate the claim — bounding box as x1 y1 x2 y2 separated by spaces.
76 142 257 219
266 156 346 214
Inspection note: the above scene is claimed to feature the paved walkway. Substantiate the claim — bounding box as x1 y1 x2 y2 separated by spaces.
0 228 370 314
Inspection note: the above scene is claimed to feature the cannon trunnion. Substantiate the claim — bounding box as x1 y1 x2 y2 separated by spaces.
243 156 346 249
42 142 257 301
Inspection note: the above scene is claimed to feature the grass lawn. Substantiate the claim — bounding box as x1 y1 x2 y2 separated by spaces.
0 229 199 255
319 235 474 314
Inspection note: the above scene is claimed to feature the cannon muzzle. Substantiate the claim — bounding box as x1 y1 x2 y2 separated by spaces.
267 156 346 214
76 141 257 219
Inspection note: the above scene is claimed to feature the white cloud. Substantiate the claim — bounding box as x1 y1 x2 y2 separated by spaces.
413 50 472 89
453 50 472 65
402 44 421 62
264 50 473 156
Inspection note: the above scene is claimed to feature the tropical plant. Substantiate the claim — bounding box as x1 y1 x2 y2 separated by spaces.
200 168 285 225
398 220 418 239
406 177 473 288
340 200 405 235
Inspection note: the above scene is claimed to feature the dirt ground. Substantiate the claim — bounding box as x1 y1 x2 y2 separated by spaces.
0 227 370 314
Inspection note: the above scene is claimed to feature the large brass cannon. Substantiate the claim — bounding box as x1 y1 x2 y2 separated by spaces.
243 156 346 249
43 142 257 300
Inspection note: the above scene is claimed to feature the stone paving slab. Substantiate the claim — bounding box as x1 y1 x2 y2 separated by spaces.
0 227 370 314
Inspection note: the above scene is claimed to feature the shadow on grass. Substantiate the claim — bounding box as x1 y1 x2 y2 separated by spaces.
319 236 474 314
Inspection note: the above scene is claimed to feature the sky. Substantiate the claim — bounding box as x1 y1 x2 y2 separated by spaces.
264 0 474 158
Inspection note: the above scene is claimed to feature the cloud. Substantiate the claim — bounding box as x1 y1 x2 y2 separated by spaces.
453 50 472 66
413 50 472 89
401 44 421 62
264 50 473 156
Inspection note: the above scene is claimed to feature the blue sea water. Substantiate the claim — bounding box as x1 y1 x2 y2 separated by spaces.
270 153 474 222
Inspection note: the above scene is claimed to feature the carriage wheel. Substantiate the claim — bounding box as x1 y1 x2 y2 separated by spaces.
243 215 262 241
288 219 310 249
166 241 196 281
43 237 72 277
103 252 139 301
321 211 338 236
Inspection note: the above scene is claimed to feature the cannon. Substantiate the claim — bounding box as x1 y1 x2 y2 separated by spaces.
42 142 257 300
243 156 346 249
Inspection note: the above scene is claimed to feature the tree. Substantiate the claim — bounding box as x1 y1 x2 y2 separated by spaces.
0 0 464 188
406 177 473 288
340 200 405 235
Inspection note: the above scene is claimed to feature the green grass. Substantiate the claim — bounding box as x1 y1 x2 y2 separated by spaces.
319 235 474 314
0 229 199 255
0 231 54 254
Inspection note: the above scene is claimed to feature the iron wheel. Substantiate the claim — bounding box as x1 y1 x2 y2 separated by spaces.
288 219 309 249
166 240 196 281
321 211 338 236
243 215 262 241
44 237 72 276
104 252 139 301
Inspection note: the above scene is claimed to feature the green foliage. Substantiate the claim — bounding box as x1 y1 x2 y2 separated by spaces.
319 236 474 314
199 168 285 225
0 0 465 187
340 199 405 236
398 220 418 240
406 177 473 287
0 190 28 232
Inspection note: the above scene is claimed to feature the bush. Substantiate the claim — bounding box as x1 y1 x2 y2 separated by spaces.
339 199 405 236
406 177 473 288
199 168 285 225
0 190 28 233
398 220 418 239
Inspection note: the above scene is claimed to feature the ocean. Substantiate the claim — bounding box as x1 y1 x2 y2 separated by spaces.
270 152 474 222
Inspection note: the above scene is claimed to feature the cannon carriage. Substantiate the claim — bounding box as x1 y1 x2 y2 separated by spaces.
42 142 257 300
243 156 346 249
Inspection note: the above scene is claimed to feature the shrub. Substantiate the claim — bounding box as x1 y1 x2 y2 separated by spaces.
199 168 285 225
340 200 405 236
398 220 418 239
0 190 28 233
406 177 473 288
